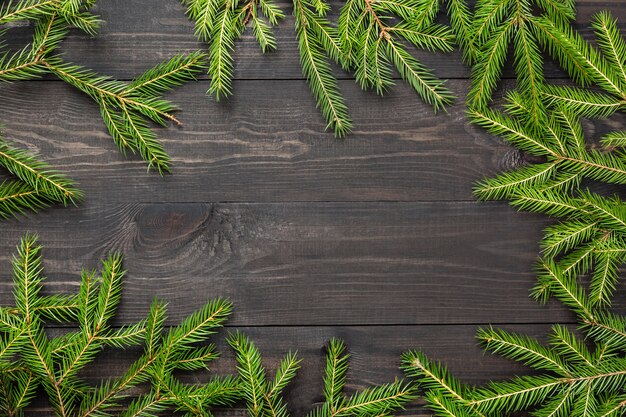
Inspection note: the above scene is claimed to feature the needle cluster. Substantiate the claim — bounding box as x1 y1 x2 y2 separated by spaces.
0 0 207 219
402 3 626 417
0 235 418 417
0 234 241 417
230 333 416 417
180 0 468 136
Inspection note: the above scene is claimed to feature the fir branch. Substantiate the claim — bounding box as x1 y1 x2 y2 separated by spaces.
207 1 237 100
468 18 514 108
468 92 626 311
0 0 59 25
228 331 301 417
124 51 207 97
183 0 284 100
0 45 48 82
44 54 205 173
34 295 79 323
477 327 570 376
536 13 626 104
0 4 205 219
548 324 595 371
541 219 600 258
404 10 626 414
542 85 626 120
251 9 278 52
512 16 546 129
183 0 221 42
232 334 414 417
294 0 352 137
590 243 623 307
324 338 350 411
468 0 571 113
0 180 52 220
386 36 454 110
602 131 626 148
339 380 416 416
343 0 455 109
446 0 478 63
535 0 574 26
182 0 459 136
228 331 271 417
592 12 626 87
12 235 46 324
0 235 243 417
0 140 81 205
401 350 476 411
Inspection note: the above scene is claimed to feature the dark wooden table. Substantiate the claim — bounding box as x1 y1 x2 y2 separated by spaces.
1 1 625 415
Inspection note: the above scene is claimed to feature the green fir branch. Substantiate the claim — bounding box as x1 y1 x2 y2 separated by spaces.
0 0 207 219
403 9 626 415
44 54 206 173
232 335 415 417
181 0 460 136
0 235 243 417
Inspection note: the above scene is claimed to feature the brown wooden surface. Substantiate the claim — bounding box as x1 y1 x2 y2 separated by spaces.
1 80 624 203
1 1 625 416
2 202 577 326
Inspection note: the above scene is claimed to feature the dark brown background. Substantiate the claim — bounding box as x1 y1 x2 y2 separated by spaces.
1 1 626 415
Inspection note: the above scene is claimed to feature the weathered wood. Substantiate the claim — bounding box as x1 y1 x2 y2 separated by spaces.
2 0 626 414
0 201 598 326
1 79 624 203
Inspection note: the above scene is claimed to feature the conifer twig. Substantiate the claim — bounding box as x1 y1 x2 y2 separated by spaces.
0 235 241 417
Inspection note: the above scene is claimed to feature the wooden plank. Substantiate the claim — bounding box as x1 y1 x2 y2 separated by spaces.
1 0 620 80
1 79 623 203
1 1 621 414
0 201 597 326
20 324 550 416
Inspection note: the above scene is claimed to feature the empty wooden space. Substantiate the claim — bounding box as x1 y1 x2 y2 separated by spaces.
1 0 625 415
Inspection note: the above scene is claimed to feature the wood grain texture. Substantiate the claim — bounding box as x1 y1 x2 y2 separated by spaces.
0 201 598 326
2 0 626 415
1 79 624 203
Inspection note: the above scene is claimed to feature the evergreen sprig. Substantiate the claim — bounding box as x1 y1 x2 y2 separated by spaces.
293 0 353 136
0 234 241 417
468 0 576 125
0 0 207 219
402 253 626 417
401 109 626 415
537 11 626 120
227 331 301 417
0 139 81 219
0 5 207 173
338 0 455 110
11 1 626 414
463 87 626 309
231 334 416 417
0 236 422 416
180 0 273 99
182 0 284 100
45 52 207 173
180 0 461 137
399 8 626 417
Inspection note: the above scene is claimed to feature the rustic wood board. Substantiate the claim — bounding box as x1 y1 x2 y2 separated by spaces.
2 202 588 326
1 80 624 203
1 0 624 416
